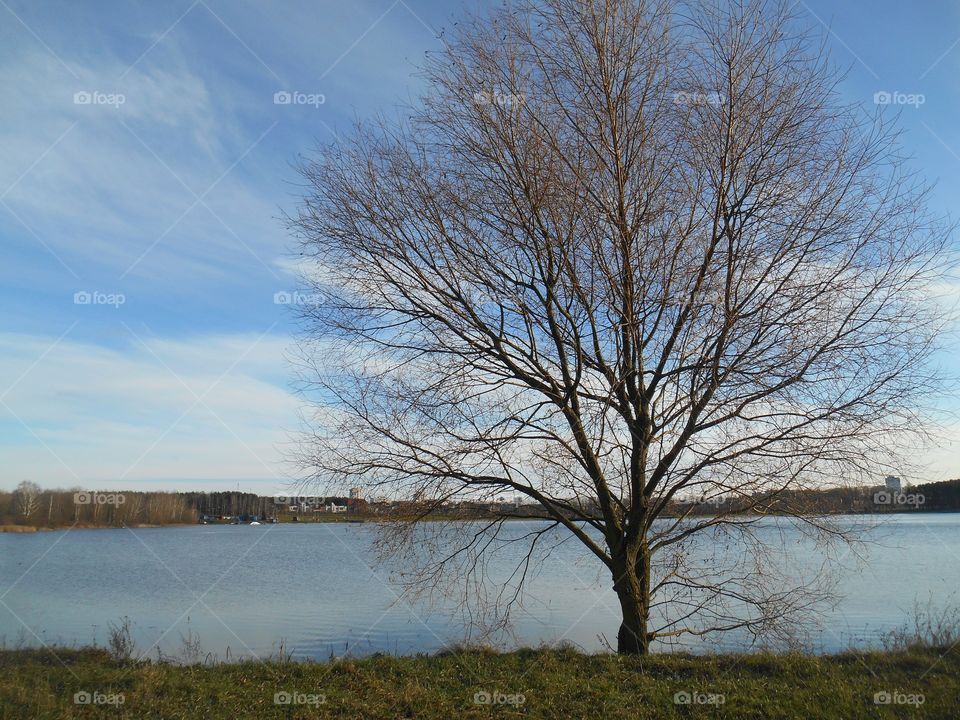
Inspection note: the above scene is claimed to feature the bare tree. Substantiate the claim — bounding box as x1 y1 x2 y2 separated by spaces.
290 0 950 654
14 481 41 523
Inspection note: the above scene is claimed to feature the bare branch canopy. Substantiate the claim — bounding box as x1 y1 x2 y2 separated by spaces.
290 0 951 654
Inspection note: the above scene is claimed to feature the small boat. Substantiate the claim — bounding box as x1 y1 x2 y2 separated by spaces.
249 521 261 526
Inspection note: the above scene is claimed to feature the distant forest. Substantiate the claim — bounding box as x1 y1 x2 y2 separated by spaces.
672 478 960 516
2 479 960 530
0 485 299 529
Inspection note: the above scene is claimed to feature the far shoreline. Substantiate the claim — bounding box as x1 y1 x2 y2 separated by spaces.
5 509 960 533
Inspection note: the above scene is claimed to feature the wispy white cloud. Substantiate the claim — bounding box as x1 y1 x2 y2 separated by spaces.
0 48 281 284
0 331 299 490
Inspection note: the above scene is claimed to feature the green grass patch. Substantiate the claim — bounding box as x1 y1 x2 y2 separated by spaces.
0 644 957 718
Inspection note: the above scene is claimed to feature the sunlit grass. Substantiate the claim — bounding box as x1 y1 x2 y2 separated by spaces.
1 643 958 718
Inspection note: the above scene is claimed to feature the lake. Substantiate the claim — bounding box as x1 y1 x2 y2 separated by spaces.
1 514 957 662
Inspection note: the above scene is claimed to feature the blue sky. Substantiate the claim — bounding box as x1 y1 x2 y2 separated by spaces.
2 0 960 494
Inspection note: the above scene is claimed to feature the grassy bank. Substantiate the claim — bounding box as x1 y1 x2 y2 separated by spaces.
1 645 958 719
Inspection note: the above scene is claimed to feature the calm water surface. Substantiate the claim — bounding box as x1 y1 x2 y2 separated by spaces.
1 515 957 661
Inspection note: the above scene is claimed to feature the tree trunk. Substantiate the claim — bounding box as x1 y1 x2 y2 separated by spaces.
612 544 651 655
616 594 649 654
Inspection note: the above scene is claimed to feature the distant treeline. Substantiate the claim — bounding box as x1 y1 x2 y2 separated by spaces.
904 478 960 511
3 478 960 530
669 478 960 516
0 484 292 529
